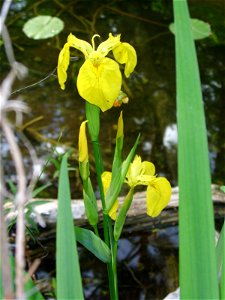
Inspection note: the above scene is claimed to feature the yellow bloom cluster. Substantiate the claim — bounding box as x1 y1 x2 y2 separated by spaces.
103 155 171 219
126 156 172 217
57 33 137 112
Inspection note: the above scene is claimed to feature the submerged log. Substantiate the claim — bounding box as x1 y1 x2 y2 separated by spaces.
30 185 225 231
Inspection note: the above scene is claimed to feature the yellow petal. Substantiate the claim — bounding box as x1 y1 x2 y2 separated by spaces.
77 57 122 112
78 121 88 162
141 161 155 177
102 171 112 192
102 171 119 220
126 156 155 187
97 33 121 57
108 199 119 221
67 33 93 58
57 43 70 90
116 111 123 139
113 42 137 77
146 177 172 217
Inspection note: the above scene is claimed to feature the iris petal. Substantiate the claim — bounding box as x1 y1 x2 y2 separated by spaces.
146 177 172 217
77 57 122 112
126 156 155 187
97 33 121 57
113 42 137 77
57 43 70 90
102 171 119 220
67 33 93 58
78 121 88 162
141 161 155 176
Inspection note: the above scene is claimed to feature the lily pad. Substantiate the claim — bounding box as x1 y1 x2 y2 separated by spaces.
169 18 211 40
23 15 64 40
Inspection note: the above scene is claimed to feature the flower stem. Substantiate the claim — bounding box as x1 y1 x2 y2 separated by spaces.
92 140 118 300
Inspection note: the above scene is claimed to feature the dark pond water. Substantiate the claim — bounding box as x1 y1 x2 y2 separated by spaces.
1 0 225 198
1 0 225 299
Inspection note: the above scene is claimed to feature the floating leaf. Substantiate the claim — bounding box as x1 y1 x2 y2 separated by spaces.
169 18 211 40
23 15 64 40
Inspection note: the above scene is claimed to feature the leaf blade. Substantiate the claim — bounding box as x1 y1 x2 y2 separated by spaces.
173 1 219 298
75 227 111 263
56 153 84 299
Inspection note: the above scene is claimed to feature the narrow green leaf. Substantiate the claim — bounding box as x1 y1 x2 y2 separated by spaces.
169 18 211 40
82 178 98 226
56 153 84 299
173 0 219 298
114 189 134 241
25 278 45 300
216 222 225 298
32 183 51 198
8 180 17 195
75 227 111 263
23 16 64 40
216 222 224 274
111 135 123 180
105 134 140 213
220 186 225 193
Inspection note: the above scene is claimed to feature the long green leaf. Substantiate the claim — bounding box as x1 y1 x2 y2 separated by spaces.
56 153 84 299
75 227 111 263
173 0 219 298
114 189 134 241
216 222 225 298
32 183 51 197
105 134 140 213
216 222 224 274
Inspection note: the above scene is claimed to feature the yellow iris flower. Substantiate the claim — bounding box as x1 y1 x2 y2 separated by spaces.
126 155 172 217
57 33 137 112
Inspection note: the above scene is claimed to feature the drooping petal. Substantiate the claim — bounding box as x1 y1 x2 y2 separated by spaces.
102 171 119 220
57 43 70 90
113 42 137 77
97 33 121 57
67 33 93 59
146 177 172 217
77 57 122 112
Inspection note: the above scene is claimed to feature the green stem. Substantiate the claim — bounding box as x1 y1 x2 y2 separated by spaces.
112 240 119 300
92 140 118 300
93 224 100 237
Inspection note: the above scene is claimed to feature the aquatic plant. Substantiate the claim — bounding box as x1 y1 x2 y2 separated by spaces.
56 31 171 299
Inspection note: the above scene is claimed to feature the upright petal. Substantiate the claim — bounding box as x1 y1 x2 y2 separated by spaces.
57 43 70 90
126 156 155 187
113 42 137 77
77 57 122 112
146 177 172 217
97 33 121 57
67 33 93 59
116 111 124 139
102 171 119 220
78 121 88 163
